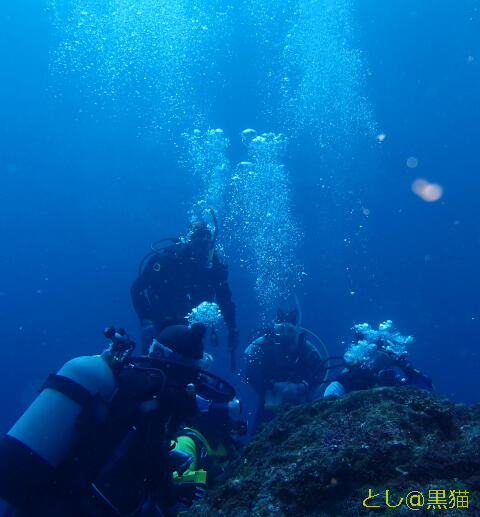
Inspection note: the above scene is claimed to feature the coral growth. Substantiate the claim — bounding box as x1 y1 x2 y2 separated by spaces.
189 387 480 516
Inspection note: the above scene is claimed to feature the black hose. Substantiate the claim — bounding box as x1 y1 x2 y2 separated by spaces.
137 238 180 276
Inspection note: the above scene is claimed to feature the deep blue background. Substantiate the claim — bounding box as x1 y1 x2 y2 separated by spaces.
0 0 479 437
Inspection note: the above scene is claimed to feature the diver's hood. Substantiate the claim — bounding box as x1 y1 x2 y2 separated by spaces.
275 308 299 326
148 339 212 370
364 349 396 371
157 324 206 360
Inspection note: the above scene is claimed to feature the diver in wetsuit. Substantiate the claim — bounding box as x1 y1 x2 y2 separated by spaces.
324 320 433 397
131 220 238 360
245 309 325 430
0 324 239 517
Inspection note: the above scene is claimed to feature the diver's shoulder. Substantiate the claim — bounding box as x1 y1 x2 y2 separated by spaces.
162 242 190 258
143 243 180 265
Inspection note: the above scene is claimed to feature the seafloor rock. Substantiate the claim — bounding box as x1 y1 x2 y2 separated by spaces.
189 387 480 516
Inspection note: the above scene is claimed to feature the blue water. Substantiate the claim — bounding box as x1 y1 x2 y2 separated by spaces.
1 0 479 443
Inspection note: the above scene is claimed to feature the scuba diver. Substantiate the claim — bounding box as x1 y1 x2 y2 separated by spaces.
170 392 247 514
130 213 238 368
244 308 328 430
172 378 247 479
323 320 433 397
0 323 240 517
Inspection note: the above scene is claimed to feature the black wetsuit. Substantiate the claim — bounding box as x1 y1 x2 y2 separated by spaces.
335 359 433 393
131 244 236 334
245 332 323 395
245 332 324 432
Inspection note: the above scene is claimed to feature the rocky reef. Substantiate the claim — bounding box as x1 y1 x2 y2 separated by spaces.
189 387 480 516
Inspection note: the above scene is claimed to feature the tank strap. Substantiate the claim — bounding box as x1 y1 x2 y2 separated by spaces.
42 374 97 410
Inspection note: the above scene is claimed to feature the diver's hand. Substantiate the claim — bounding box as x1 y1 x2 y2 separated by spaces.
273 381 308 402
168 449 193 475
172 482 207 506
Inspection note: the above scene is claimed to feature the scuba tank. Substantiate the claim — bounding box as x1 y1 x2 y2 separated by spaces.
0 328 133 508
7 355 116 468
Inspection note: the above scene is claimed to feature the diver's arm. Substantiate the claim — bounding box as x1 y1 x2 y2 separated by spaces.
130 273 153 322
214 262 237 331
324 367 360 397
270 381 310 405
131 254 168 322
404 364 434 391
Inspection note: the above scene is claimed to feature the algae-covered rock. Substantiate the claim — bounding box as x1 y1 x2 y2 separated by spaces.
188 387 480 516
